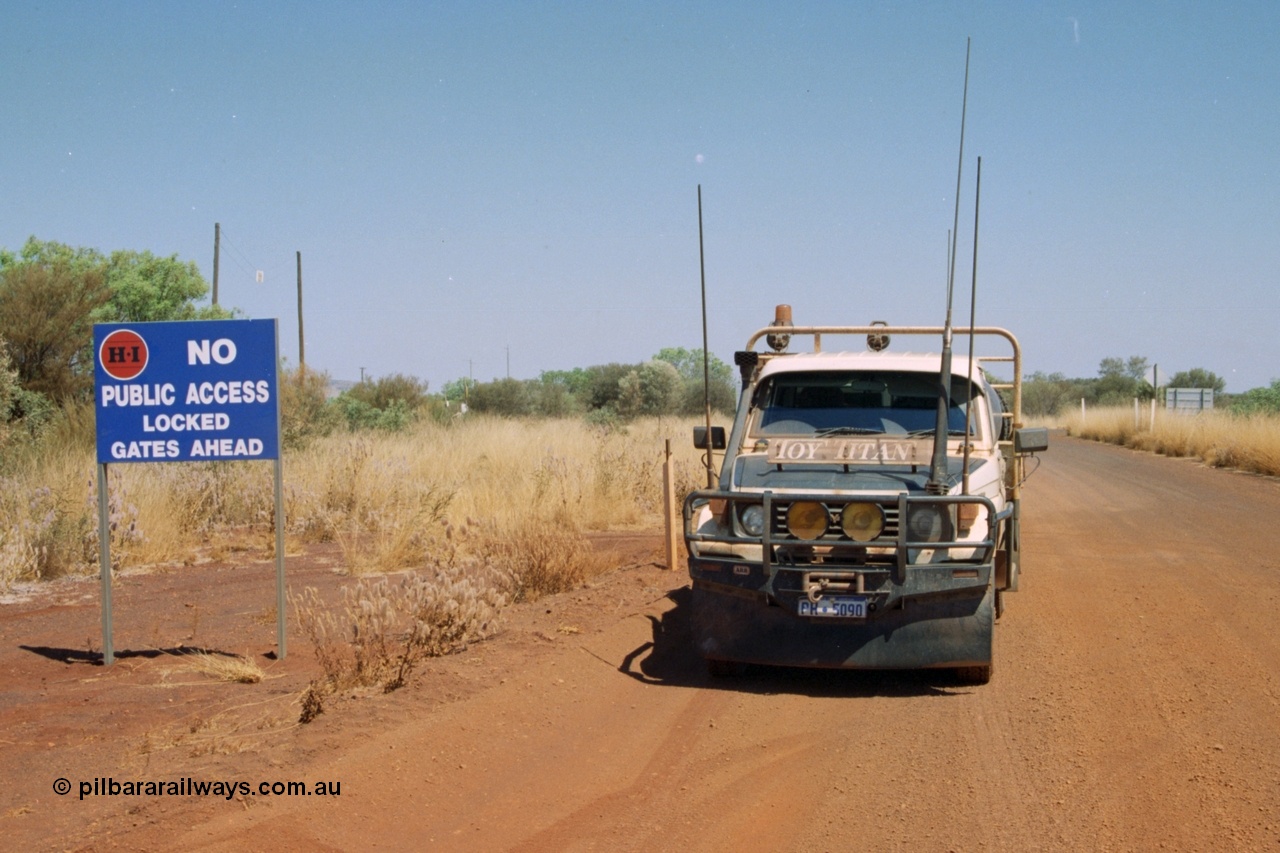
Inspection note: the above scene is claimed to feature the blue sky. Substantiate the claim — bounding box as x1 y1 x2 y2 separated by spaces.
3 1 1277 392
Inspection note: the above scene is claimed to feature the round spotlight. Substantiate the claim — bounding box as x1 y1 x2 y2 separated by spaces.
866 319 890 352
840 502 885 542
786 501 829 540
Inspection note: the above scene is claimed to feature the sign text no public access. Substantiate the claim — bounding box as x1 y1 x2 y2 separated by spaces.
93 319 281 464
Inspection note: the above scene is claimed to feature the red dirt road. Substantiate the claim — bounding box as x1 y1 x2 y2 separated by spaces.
4 434 1280 851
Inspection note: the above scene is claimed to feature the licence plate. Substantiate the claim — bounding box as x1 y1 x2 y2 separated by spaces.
797 596 867 618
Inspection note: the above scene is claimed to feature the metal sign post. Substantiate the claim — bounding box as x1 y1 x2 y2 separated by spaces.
92 319 284 664
97 462 114 665
273 320 286 659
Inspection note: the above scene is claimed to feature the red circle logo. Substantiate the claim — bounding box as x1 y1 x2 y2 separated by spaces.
99 329 149 381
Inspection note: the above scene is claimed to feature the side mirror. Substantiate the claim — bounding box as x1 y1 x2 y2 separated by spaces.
1014 427 1049 454
693 426 726 450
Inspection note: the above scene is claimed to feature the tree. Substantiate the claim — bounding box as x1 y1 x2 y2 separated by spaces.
538 367 593 398
103 249 231 322
441 377 477 404
345 373 430 411
1 237 104 274
1125 356 1150 381
1097 357 1126 379
1229 379 1280 415
278 364 339 448
0 237 230 402
1022 371 1088 418
0 259 111 400
582 363 634 411
1167 368 1225 393
1095 355 1152 405
0 338 17 452
470 377 532 416
527 376 578 417
330 372 433 430
653 347 706 380
1098 356 1149 382
653 346 737 414
616 360 681 418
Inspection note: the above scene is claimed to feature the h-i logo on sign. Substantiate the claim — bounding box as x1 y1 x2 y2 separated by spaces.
99 329 149 381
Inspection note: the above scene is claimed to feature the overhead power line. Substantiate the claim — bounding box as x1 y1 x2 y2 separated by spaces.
216 227 261 279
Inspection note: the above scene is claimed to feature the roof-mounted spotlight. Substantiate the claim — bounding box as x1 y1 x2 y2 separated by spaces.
766 304 792 352
867 319 890 352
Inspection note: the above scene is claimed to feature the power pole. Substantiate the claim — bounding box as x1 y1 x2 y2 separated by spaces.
213 222 220 306
296 251 305 369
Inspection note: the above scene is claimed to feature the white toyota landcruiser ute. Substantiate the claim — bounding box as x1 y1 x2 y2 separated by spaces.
684 309 1047 684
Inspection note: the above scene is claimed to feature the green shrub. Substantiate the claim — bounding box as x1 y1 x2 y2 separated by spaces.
1230 380 1280 416
331 373 430 432
345 373 430 411
469 377 531 417
333 396 414 432
583 406 622 431
279 365 339 449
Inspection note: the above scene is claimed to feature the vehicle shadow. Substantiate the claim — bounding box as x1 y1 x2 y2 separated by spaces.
617 586 976 699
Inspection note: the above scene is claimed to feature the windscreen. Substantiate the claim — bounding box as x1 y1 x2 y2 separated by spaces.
749 370 982 438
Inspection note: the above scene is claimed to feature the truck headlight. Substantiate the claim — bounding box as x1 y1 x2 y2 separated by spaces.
841 502 885 542
906 505 952 543
786 501 829 540
738 504 766 537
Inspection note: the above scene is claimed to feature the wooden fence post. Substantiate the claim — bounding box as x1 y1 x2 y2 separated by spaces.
663 439 679 571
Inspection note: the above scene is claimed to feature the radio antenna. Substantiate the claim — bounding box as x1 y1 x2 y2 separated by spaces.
928 37 971 495
698 185 715 488
962 156 982 495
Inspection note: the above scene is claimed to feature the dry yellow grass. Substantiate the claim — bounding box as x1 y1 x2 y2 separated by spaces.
283 416 718 575
180 651 265 684
1 414 725 588
1062 406 1280 476
0 446 113 581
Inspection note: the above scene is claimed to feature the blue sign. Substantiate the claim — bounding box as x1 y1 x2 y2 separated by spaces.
93 319 280 464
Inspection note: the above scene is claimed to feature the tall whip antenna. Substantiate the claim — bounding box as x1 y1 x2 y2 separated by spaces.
698 185 715 488
962 156 982 494
928 37 971 495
